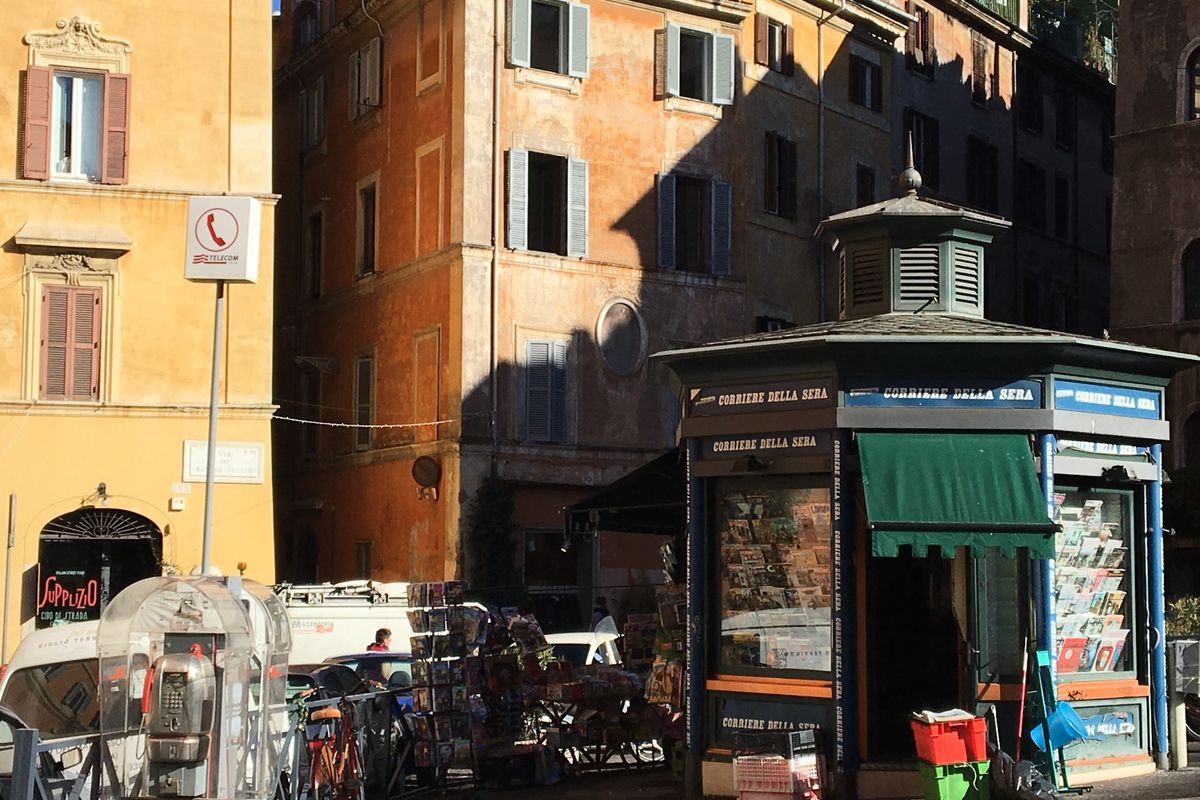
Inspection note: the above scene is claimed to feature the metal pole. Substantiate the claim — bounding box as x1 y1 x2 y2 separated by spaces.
201 280 226 575
1038 433 1057 678
2 494 13 660
1149 442 1168 769
684 439 704 798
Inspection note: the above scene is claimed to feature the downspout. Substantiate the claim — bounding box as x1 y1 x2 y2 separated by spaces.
816 0 847 323
491 0 503 463
1149 443 1168 769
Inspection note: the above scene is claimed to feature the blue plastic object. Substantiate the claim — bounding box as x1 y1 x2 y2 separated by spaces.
1029 700 1091 751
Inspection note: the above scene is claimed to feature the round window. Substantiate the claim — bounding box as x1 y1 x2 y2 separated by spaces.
597 300 645 375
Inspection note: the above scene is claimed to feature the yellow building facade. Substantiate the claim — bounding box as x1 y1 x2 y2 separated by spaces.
0 3 277 657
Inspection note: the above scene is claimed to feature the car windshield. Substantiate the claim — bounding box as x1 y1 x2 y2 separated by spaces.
550 643 590 667
285 675 317 702
334 657 411 686
0 659 100 737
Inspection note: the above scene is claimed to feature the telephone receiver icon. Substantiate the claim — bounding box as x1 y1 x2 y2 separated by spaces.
206 213 227 247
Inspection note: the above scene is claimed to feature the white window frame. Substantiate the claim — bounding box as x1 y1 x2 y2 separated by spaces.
510 0 589 78
766 19 785 73
50 71 103 181
506 148 588 257
356 173 380 275
348 37 382 120
663 22 735 106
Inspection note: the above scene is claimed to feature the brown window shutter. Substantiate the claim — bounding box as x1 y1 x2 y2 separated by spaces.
40 286 69 399
101 73 131 185
783 25 795 76
754 13 769 67
848 55 862 104
782 137 798 218
22 66 52 180
904 1 915 56
71 288 102 400
870 62 883 112
922 10 934 65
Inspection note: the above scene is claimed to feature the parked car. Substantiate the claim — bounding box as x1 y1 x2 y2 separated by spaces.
0 704 70 799
286 663 362 703
542 631 623 667
324 653 413 707
0 622 101 740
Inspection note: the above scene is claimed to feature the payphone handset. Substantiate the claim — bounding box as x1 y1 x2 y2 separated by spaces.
146 651 216 744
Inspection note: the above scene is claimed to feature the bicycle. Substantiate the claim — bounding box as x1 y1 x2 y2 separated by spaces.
308 699 365 800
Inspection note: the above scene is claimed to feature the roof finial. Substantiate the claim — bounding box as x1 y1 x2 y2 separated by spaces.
897 132 922 197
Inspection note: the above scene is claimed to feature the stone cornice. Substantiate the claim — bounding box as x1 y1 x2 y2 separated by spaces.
0 402 278 420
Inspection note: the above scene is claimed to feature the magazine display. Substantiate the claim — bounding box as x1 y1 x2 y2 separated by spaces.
719 487 833 672
1052 489 1131 674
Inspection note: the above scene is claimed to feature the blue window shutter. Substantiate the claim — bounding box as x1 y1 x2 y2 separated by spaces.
550 340 568 442
712 33 736 105
665 22 681 97
507 149 529 250
657 173 676 269
568 3 590 78
711 179 731 275
526 340 551 441
566 158 588 257
510 0 532 67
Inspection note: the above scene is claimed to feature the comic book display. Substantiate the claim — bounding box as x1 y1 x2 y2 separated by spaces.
718 487 833 672
1052 489 1132 674
644 584 686 707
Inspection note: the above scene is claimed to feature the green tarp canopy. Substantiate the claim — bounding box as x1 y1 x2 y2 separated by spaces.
858 432 1057 559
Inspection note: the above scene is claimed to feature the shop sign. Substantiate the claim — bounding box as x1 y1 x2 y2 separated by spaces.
1057 439 1151 457
1053 380 1161 420
844 378 1042 408
716 697 825 734
701 431 833 460
36 567 101 626
691 379 834 416
183 440 266 483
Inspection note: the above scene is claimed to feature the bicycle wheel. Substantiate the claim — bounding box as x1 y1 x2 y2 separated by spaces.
310 742 338 800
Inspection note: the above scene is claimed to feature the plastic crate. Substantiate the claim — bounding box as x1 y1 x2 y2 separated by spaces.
917 759 990 800
910 717 987 765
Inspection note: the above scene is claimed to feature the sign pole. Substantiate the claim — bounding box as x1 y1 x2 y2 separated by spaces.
2 494 13 659
201 280 226 575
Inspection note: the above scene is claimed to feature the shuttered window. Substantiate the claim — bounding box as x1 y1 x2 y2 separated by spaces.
763 131 797 218
348 37 383 119
354 356 374 450
849 55 882 112
754 14 794 76
506 149 588 257
663 23 736 105
658 173 732 275
40 285 101 401
509 0 589 78
525 339 568 443
905 3 934 77
952 246 982 309
903 107 940 188
302 75 326 149
22 66 130 184
897 244 941 306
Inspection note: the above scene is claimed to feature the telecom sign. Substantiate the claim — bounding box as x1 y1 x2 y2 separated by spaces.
184 195 261 283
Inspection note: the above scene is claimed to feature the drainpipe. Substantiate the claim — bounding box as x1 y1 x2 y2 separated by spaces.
816 0 847 323
1149 443 1168 769
491 0 503 462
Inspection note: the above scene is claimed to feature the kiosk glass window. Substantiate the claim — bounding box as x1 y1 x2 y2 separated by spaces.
1052 487 1134 675
717 484 832 673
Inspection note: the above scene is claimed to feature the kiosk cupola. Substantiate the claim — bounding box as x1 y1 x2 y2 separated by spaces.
817 138 1011 322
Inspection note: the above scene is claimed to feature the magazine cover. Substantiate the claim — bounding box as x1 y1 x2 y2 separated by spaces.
1057 637 1088 672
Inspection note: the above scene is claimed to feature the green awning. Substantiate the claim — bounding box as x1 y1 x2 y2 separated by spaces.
858 432 1057 559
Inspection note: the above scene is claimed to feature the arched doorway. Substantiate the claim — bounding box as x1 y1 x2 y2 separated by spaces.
36 508 162 628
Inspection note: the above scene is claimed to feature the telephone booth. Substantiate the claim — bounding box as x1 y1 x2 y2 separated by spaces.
97 575 290 800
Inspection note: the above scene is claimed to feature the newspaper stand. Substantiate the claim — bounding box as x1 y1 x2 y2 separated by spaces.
97 575 290 800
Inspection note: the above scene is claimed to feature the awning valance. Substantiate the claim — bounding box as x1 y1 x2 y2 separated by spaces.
858 432 1057 559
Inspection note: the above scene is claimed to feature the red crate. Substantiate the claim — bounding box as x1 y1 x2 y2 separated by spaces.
910 717 987 765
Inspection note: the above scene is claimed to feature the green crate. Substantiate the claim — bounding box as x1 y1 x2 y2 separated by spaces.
917 760 991 800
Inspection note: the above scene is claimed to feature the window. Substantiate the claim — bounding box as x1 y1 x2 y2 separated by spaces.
300 371 321 459
755 316 795 332
300 76 326 150
305 209 324 299
1049 286 1076 332
1054 173 1071 240
1022 273 1040 326
509 0 589 78
903 108 939 189
1189 49 1200 121
663 23 735 105
357 181 377 275
39 285 101 401
22 66 128 183
506 149 588 256
1101 112 1114 172
763 132 797 218
1017 63 1043 133
1183 240 1200 321
849 55 882 112
966 136 998 211
525 339 568 443
855 163 876 208
355 540 372 578
754 14 794 75
1015 160 1046 231
971 32 988 105
354 355 374 450
716 481 833 674
905 3 934 77
1055 85 1076 150
658 172 731 275
347 37 382 119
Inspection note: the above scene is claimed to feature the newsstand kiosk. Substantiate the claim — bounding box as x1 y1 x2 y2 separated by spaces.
654 166 1198 798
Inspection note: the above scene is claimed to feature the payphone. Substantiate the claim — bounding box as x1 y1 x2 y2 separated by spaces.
146 645 217 797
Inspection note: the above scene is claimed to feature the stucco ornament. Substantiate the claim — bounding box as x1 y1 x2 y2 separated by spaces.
24 16 132 59
49 253 99 285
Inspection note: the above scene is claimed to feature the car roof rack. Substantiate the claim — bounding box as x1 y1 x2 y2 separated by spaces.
273 579 410 605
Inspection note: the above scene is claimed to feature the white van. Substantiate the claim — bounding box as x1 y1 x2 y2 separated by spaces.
277 581 416 663
0 621 101 740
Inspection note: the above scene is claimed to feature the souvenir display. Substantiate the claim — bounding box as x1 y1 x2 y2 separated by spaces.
1053 490 1132 673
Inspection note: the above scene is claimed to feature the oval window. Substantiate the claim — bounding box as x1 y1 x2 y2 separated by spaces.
597 300 644 375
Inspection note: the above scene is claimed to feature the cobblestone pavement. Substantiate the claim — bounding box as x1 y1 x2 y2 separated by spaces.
1079 767 1200 800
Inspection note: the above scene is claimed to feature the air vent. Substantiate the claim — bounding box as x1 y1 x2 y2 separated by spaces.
898 244 940 304
851 248 885 306
953 246 981 308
